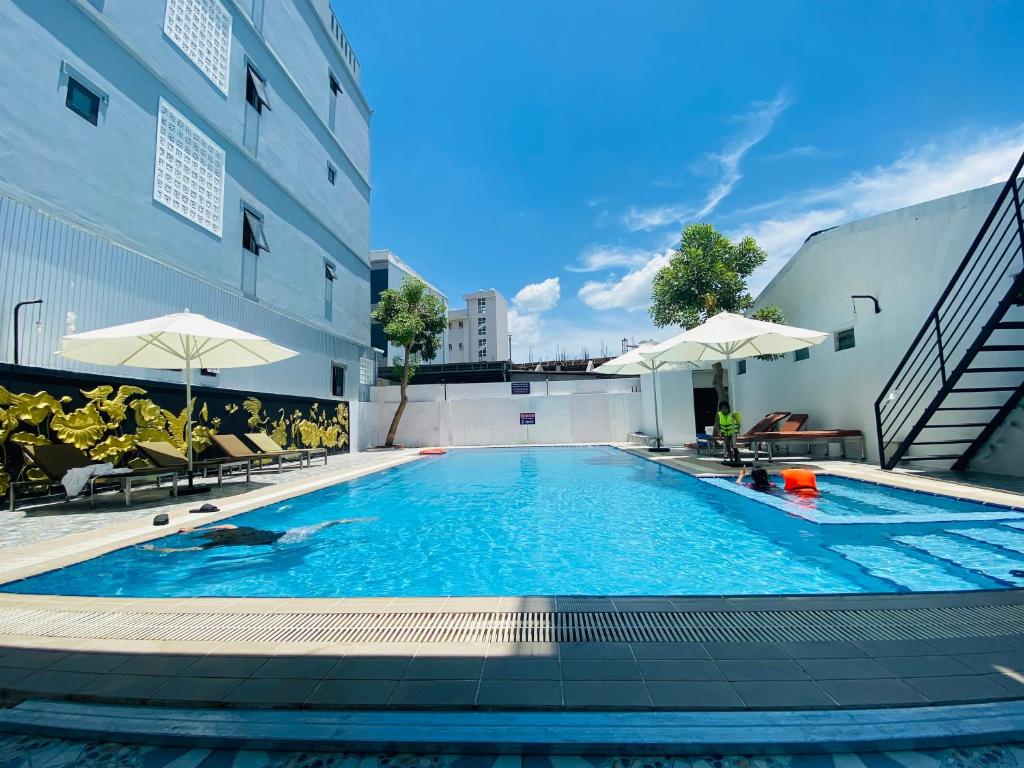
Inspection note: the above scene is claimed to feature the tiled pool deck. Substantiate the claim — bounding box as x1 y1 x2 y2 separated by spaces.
0 445 1022 749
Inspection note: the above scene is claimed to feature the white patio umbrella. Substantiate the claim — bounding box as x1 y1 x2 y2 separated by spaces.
640 311 829 364
595 346 689 452
57 310 298 480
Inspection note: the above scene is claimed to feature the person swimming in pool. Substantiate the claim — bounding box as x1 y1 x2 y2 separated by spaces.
736 466 774 492
140 517 377 553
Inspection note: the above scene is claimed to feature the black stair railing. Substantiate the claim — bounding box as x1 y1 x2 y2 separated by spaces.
874 149 1024 469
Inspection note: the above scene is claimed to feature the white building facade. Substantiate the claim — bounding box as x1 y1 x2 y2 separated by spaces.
0 0 376 447
731 181 1024 472
447 289 510 363
369 249 448 364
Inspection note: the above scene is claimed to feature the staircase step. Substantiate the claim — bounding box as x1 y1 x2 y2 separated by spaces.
964 367 1024 373
894 534 1024 587
899 455 963 462
935 405 1002 411
995 321 1024 330
921 423 989 428
953 527 1024 555
830 545 977 592
980 345 1024 352
949 386 1018 393
912 440 977 446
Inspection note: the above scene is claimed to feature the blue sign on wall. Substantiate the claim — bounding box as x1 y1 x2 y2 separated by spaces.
511 382 531 395
520 412 536 425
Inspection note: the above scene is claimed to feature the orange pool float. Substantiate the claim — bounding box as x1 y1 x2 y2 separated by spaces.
419 448 446 455
781 468 819 495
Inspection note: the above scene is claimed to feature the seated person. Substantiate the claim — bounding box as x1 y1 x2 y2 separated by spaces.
736 466 773 492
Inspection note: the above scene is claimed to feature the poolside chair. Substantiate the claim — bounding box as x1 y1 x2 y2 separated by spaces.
9 444 179 511
245 432 327 468
136 440 251 485
707 412 790 455
749 415 865 462
211 434 297 474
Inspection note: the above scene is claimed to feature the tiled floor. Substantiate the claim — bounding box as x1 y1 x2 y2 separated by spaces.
2 634 1024 711
0 733 1022 768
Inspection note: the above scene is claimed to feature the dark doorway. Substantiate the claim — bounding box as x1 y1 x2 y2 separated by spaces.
693 387 718 435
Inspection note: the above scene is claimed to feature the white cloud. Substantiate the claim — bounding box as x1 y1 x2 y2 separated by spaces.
566 245 652 273
584 196 608 208
623 90 790 231
508 308 543 346
765 144 833 161
512 277 560 312
739 126 1024 293
577 249 672 311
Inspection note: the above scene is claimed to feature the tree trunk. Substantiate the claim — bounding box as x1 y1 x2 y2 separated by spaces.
384 346 411 447
710 361 727 437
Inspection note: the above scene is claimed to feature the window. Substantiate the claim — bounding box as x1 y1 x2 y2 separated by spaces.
370 268 388 304
324 261 336 321
458 321 463 328
241 250 257 298
448 343 452 351
794 347 810 362
154 99 225 236
835 327 856 352
327 163 336 185
331 362 346 397
371 321 386 351
477 297 487 310
245 64 271 113
737 360 747 376
478 326 486 336
242 207 269 254
358 356 374 402
458 342 463 349
478 338 486 347
478 349 487 359
65 77 100 125
329 72 342 96
477 317 486 325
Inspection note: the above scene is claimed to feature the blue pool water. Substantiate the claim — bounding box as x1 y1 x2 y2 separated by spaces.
5 446 1024 597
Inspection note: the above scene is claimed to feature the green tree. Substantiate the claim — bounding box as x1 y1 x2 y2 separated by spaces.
649 223 784 408
371 277 447 447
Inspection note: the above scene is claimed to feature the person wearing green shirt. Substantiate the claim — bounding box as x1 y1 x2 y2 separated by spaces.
717 401 742 465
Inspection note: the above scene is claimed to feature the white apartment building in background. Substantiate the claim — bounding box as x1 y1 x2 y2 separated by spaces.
370 249 448 364
448 289 510 363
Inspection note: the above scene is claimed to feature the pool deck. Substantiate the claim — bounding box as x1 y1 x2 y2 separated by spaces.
1 444 1023 747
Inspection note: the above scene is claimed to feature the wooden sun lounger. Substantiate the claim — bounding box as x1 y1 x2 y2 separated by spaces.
245 433 327 468
750 429 866 461
136 440 251 485
9 444 179 511
705 412 790 455
211 434 298 474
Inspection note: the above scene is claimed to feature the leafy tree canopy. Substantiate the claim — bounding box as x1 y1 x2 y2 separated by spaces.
371 277 447 371
650 223 769 329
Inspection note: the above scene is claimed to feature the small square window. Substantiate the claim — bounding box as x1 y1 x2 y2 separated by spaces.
736 360 747 376
327 164 336 185
835 327 856 352
66 76 100 125
478 338 486 347
478 327 486 335
246 64 271 113
794 347 810 362
331 362 346 397
458 342 463 349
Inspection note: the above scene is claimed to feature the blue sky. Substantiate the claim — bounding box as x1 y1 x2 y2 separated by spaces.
335 0 1024 362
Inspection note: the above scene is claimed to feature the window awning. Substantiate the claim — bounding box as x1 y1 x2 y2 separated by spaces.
247 65 271 111
325 261 337 280
244 208 270 253
329 73 342 95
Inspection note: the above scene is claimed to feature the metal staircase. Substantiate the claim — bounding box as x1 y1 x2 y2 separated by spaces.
874 149 1024 470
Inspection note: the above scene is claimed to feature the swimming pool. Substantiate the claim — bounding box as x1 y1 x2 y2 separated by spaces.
5 446 1024 597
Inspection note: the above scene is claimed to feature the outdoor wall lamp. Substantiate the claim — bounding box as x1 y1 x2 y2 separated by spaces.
13 298 43 365
851 294 881 315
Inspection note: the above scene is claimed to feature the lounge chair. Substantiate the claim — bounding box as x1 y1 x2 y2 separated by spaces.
749 416 865 461
706 412 790 455
211 434 298 474
136 440 251 485
245 432 328 468
9 444 179 511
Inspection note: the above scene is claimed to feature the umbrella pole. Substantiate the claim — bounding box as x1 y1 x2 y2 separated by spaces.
648 364 669 453
177 339 210 496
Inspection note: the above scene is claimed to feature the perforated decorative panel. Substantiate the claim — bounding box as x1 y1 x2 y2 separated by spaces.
163 0 232 94
153 99 225 237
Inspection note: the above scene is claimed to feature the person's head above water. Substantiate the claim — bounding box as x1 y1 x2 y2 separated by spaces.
750 467 771 490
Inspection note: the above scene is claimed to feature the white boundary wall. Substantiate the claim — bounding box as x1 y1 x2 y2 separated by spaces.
368 379 643 446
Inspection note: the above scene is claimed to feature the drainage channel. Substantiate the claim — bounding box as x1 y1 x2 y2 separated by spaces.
2 603 1024 644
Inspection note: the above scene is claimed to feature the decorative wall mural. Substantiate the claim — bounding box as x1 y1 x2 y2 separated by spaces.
0 383 349 497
